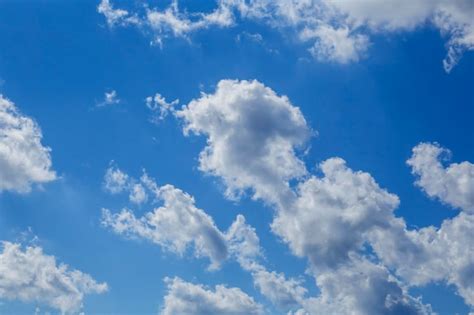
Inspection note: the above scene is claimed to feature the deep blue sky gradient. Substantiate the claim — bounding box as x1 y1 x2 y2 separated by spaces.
0 1 473 314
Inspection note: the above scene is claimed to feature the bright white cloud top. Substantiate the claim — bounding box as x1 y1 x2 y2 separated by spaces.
0 95 56 193
0 242 107 314
177 79 310 205
98 0 474 72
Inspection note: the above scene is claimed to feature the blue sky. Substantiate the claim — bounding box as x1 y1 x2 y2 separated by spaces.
0 1 473 314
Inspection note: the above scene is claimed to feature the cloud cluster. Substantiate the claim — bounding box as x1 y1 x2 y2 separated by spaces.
407 142 474 213
98 0 474 71
176 79 310 205
101 80 472 313
98 0 233 46
0 95 56 193
0 242 107 314
101 167 271 313
145 92 179 122
370 142 474 307
102 171 228 269
103 163 148 204
161 277 264 315
176 79 473 314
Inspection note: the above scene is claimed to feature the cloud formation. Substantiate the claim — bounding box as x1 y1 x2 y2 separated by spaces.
176 79 310 205
146 92 179 122
0 95 56 193
98 90 120 107
102 171 228 269
0 242 107 314
176 79 473 313
101 167 268 313
161 277 263 315
407 142 474 213
98 0 474 71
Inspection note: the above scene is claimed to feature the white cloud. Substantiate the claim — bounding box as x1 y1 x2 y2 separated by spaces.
145 93 179 122
176 79 310 205
302 25 369 64
225 198 432 315
98 90 120 107
223 212 309 313
161 277 263 315
102 166 268 270
102 182 228 269
101 165 313 312
99 0 474 71
270 158 433 314
271 158 400 268
97 0 139 27
325 0 435 31
371 211 474 307
251 268 307 311
0 242 107 314
323 0 474 71
129 183 148 204
368 142 474 308
100 84 474 314
407 142 474 213
225 214 262 269
175 80 474 313
0 95 56 193
302 258 433 315
98 0 234 46
103 164 148 205
103 164 129 194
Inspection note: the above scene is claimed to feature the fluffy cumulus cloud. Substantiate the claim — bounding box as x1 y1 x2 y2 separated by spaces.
272 157 400 269
101 168 268 313
101 167 269 270
176 79 310 204
371 211 474 307
172 79 474 313
367 142 474 307
301 258 432 315
268 158 433 314
98 0 473 71
0 95 56 193
407 142 474 213
161 277 263 315
224 213 310 313
327 0 474 71
0 242 107 314
102 173 228 269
